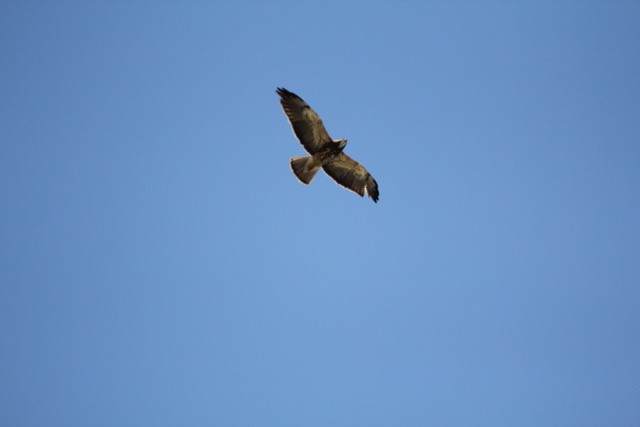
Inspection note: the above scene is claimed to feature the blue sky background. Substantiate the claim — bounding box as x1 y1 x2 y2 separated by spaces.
2 1 639 425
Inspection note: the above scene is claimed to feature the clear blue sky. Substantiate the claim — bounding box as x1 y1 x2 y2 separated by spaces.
2 1 639 425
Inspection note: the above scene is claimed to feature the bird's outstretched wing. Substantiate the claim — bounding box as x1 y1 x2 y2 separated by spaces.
276 87 332 154
322 153 379 202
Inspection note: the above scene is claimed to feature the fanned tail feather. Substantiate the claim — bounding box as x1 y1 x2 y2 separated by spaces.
290 156 320 184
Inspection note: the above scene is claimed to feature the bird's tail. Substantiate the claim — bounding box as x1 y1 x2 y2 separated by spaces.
290 156 320 184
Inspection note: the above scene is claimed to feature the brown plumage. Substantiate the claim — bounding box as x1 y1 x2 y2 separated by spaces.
276 87 379 203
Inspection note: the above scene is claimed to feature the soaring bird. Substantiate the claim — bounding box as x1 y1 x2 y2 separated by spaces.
276 87 379 203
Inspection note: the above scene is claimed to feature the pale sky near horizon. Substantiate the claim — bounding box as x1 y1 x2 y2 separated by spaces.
2 2 639 425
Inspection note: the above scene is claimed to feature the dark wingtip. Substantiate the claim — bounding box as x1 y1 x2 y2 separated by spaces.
276 87 290 97
276 87 301 101
368 189 379 203
367 177 379 203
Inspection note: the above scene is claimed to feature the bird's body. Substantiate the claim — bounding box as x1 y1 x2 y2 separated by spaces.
276 87 379 202
289 138 346 184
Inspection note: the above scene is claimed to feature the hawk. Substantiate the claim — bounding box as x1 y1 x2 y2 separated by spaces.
276 87 379 203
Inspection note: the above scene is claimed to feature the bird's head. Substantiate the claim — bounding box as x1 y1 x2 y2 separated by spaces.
336 138 348 150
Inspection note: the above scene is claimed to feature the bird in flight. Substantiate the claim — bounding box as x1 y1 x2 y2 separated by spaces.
276 87 379 203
